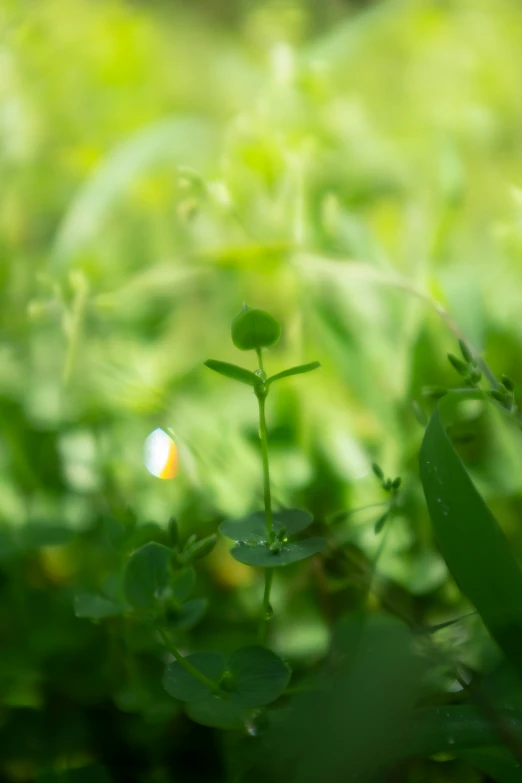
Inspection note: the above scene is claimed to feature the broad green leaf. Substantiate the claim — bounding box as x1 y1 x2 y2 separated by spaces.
204 360 258 387
393 706 522 760
419 391 522 675
231 306 280 351
227 646 291 708
164 598 208 630
74 592 124 619
460 747 522 783
186 695 245 730
170 567 195 602
230 537 326 567
220 508 313 542
266 362 321 386
163 652 225 702
123 542 172 610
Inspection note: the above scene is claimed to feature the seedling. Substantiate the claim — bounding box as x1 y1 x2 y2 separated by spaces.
206 305 325 639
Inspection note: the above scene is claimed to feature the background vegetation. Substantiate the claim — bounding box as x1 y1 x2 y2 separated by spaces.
3 0 522 780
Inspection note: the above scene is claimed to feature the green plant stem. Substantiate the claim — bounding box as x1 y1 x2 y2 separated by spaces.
256 347 274 640
157 627 221 694
258 568 274 643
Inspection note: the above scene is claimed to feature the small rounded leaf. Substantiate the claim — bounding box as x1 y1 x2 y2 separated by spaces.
231 307 281 351
163 598 208 630
227 646 291 708
123 542 172 610
220 508 313 543
163 652 226 702
74 592 124 619
230 537 326 567
171 567 196 602
186 695 245 730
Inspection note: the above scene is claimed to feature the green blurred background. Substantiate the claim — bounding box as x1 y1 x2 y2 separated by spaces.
3 0 522 780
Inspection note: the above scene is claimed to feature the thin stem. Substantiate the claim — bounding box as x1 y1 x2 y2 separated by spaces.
256 346 274 640
157 627 221 694
258 568 274 643
256 398 273 539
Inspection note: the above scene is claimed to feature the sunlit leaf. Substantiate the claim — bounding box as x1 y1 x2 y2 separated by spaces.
204 360 258 387
267 362 321 386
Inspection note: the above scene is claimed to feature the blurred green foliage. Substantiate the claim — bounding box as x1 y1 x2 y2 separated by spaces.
3 0 522 780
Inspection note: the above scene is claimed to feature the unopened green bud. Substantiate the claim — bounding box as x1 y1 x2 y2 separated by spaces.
231 305 281 352
391 477 402 490
448 353 469 377
469 366 482 385
371 462 384 481
458 340 473 363
374 510 389 534
501 375 515 392
488 389 509 404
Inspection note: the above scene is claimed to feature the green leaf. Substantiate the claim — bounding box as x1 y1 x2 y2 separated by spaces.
266 362 321 386
170 567 196 602
220 508 313 543
460 747 522 783
74 592 125 619
185 695 246 730
419 390 522 675
123 542 172 610
204 359 258 387
393 706 522 760
230 537 326 567
163 652 226 702
227 646 291 708
164 598 208 630
231 306 281 351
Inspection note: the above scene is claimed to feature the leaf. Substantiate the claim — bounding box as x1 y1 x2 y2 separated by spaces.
419 391 522 675
230 537 326 567
266 362 321 386
392 706 522 760
204 360 258 387
74 592 124 619
165 598 208 630
227 646 291 708
163 652 226 702
185 695 246 730
220 508 313 543
123 542 172 610
460 747 522 783
170 568 195 602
